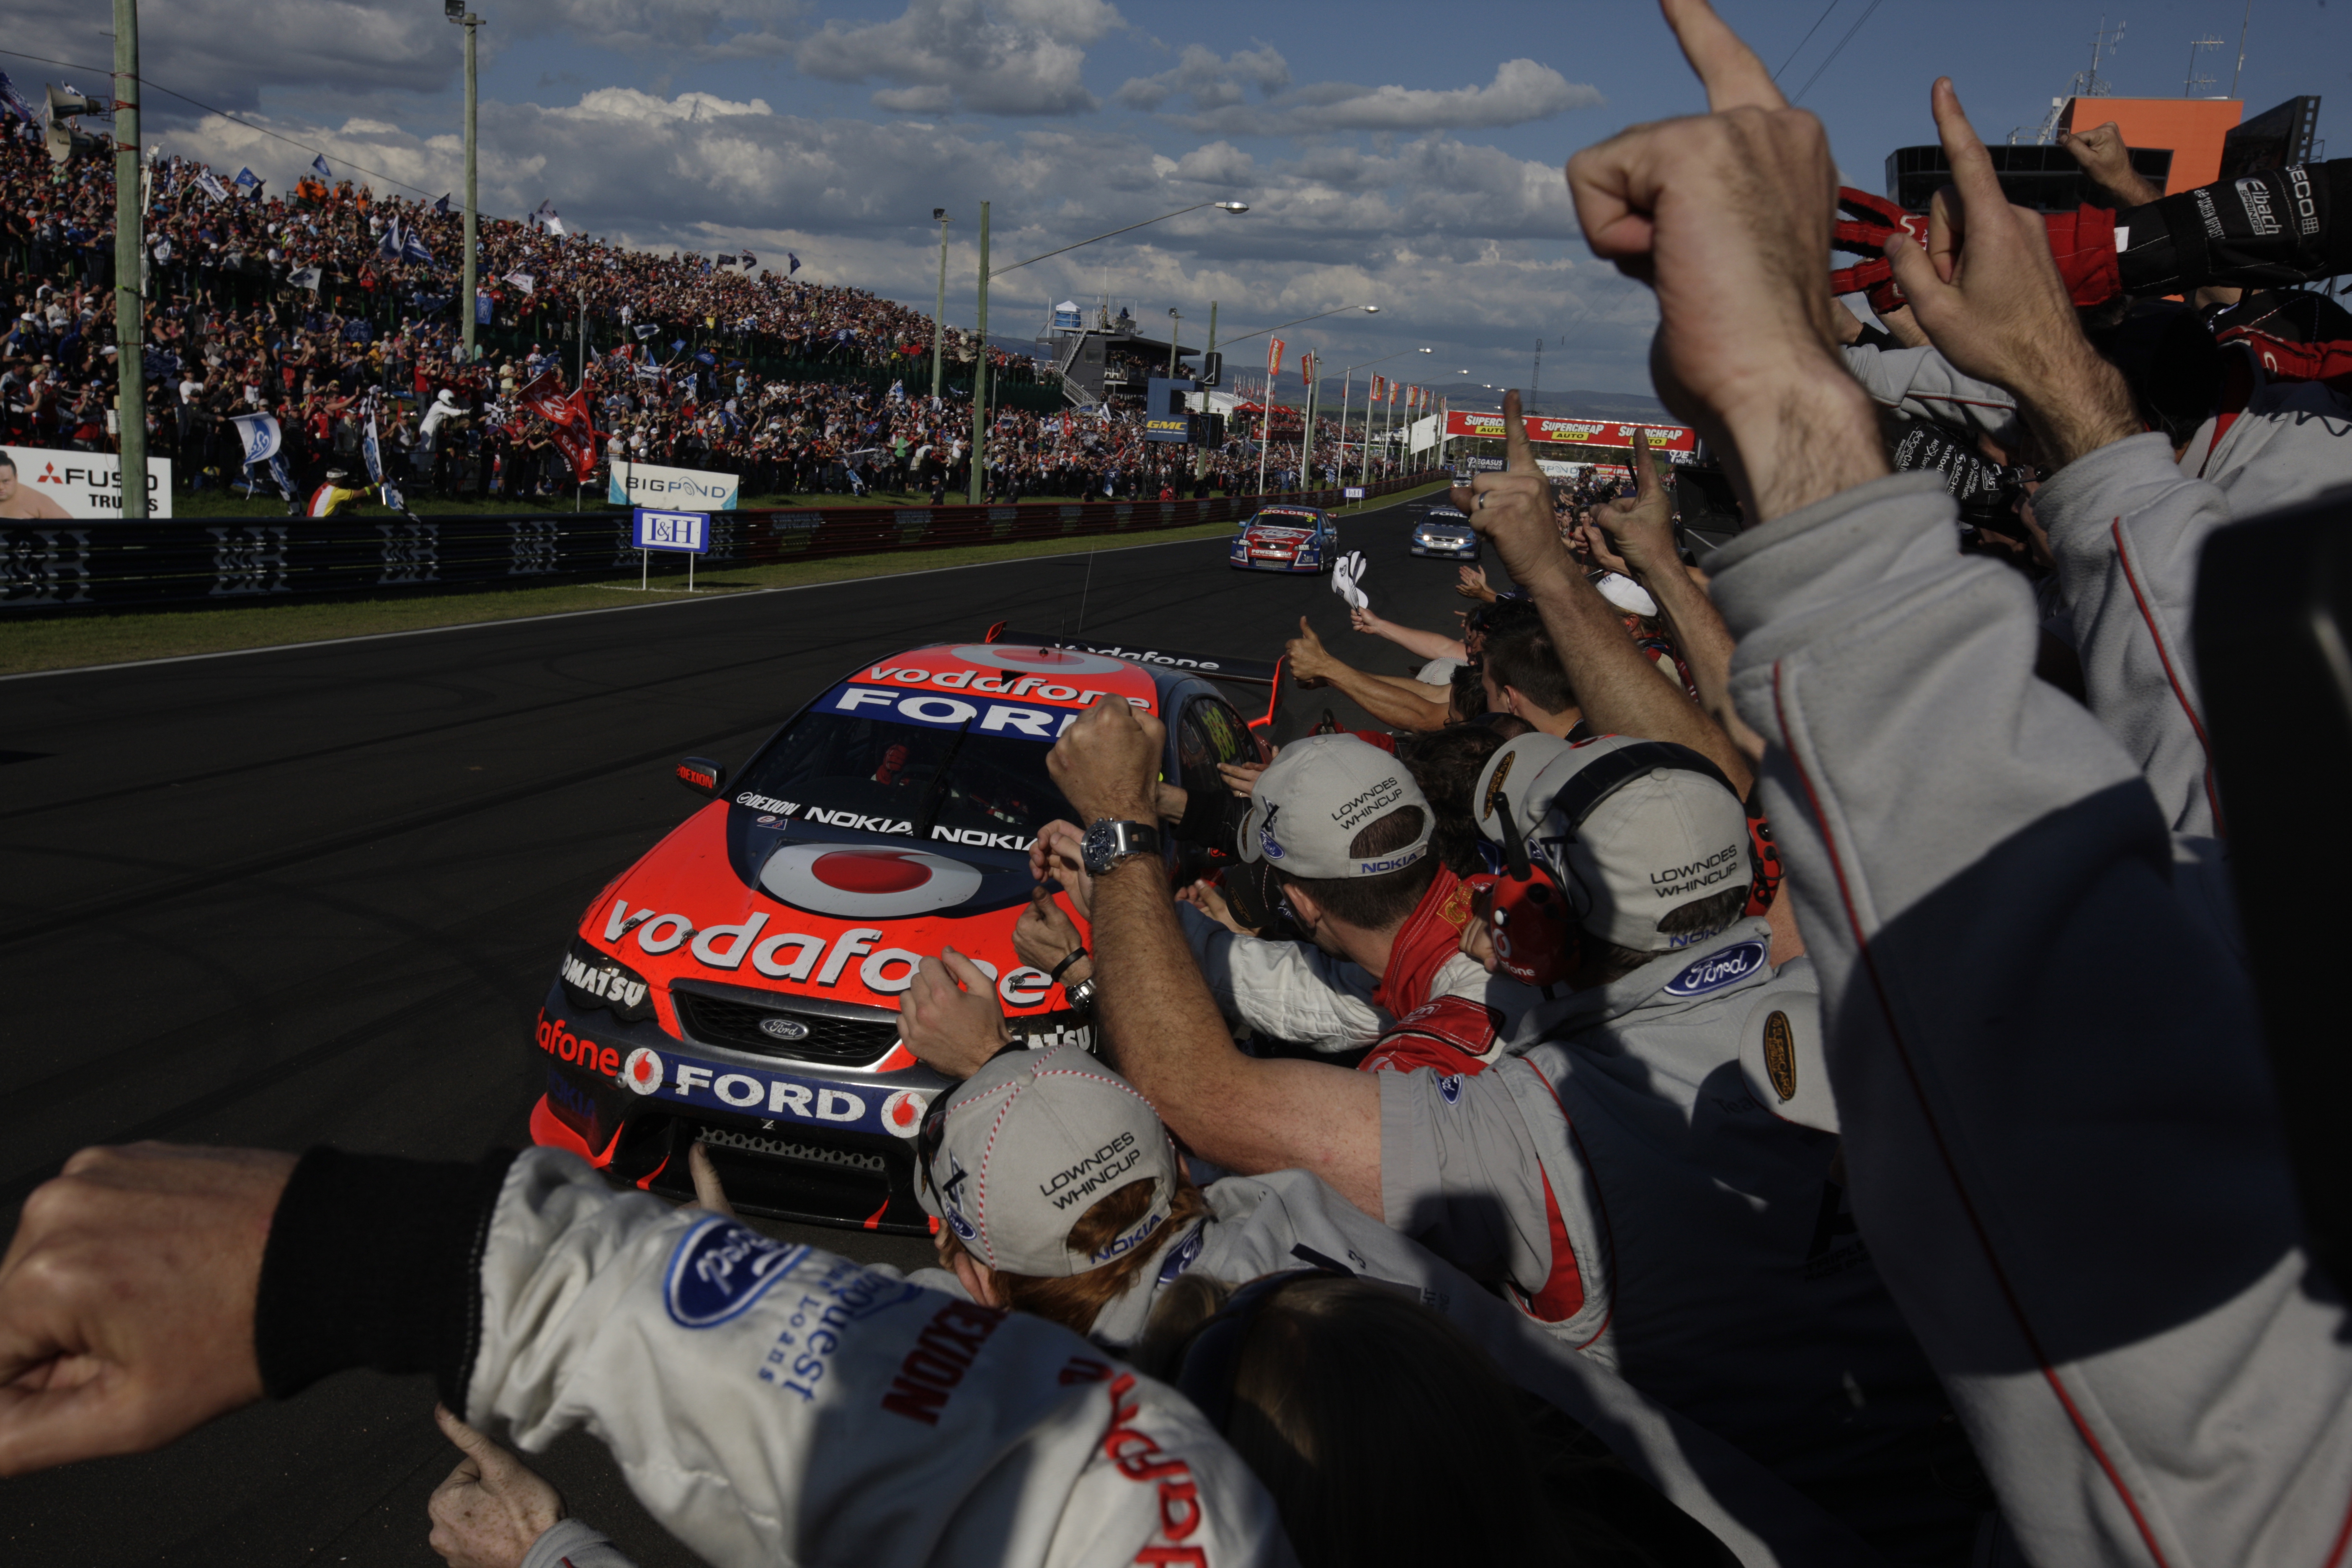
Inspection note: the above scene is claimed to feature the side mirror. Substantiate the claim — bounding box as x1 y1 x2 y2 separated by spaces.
676 756 725 797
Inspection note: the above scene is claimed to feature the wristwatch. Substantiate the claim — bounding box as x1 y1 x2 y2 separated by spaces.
1081 818 1161 876
1065 976 1099 1017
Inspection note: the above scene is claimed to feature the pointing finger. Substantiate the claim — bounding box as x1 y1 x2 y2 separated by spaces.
434 1403 508 1472
1502 390 1537 475
1929 79 2004 219
1659 0 1787 112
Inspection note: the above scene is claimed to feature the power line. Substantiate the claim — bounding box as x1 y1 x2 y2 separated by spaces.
1773 0 1842 82
0 44 447 201
1790 0 1886 106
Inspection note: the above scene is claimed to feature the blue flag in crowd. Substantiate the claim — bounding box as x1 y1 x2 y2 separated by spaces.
476 294 493 325
234 167 262 194
361 414 384 486
194 170 232 204
0 72 41 127
402 227 435 265
694 348 717 367
787 253 801 275
311 153 333 181
434 193 451 215
232 413 283 466
377 219 402 260
671 339 686 353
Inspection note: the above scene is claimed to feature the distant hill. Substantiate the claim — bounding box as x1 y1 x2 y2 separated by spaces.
1524 388 1674 422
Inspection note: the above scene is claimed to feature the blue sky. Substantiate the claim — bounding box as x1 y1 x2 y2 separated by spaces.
13 0 2346 402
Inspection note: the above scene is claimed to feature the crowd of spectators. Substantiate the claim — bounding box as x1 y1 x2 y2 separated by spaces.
0 121 1410 511
9 3 2352 1566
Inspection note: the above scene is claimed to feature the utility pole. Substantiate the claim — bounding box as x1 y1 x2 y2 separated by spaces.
451 3 485 363
930 208 949 401
1194 300 1217 482
968 200 989 504
112 0 146 518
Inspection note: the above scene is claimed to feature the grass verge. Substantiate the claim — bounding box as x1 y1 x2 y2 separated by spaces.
0 478 1452 678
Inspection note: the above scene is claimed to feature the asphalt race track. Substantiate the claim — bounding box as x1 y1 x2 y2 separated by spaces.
0 488 1506 1567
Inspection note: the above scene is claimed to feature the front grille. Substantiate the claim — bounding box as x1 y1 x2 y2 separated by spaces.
672 990 899 1064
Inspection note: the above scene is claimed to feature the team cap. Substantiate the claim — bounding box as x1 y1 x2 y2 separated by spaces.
1474 732 1750 953
915 1042 1178 1279
1235 733 1433 879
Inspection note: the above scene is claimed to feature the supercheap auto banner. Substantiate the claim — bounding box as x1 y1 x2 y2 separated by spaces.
1440 413 1696 452
1 444 174 518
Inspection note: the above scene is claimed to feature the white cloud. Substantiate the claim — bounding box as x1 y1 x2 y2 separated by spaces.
158 89 1655 392
793 0 1121 116
1122 56 1602 136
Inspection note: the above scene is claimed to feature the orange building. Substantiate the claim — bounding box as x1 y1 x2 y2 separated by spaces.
2056 97 2244 192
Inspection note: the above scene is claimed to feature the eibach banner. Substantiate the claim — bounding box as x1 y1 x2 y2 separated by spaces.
1442 412 1697 451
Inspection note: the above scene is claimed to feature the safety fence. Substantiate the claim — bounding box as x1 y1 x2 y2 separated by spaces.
0 474 1439 613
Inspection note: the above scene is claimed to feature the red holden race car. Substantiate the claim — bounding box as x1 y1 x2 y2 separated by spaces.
1227 506 1336 573
529 629 1271 1234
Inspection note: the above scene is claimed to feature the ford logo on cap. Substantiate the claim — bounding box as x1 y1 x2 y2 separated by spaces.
758 1015 811 1041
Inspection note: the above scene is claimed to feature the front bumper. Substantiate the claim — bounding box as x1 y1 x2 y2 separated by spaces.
1410 537 1479 557
528 981 946 1235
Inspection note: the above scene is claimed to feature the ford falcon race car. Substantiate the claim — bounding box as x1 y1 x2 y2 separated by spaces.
1408 504 1479 560
1228 506 1335 573
529 634 1267 1234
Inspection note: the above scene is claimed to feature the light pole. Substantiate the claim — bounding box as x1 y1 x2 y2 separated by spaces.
1214 303 1378 353
112 0 144 517
968 199 1246 504
447 0 484 364
1166 308 1180 375
930 208 949 402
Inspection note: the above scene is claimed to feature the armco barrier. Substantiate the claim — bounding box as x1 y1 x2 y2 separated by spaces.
0 476 1438 613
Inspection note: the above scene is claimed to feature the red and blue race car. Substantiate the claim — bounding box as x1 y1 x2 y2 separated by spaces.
1228 506 1336 573
528 632 1269 1233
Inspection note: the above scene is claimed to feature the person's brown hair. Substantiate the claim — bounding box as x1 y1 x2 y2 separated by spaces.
1483 624 1579 716
938 1174 1210 1336
1273 804 1439 931
1582 882 1751 988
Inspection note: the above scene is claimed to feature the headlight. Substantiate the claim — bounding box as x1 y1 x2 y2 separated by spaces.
560 936 656 1021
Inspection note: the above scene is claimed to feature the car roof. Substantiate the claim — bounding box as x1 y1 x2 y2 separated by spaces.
1253 507 1325 521
862 640 1168 713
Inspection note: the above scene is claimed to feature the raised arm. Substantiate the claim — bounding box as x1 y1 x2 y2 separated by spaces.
1459 398 1756 785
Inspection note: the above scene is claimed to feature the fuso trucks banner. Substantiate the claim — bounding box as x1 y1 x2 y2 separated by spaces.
0 445 174 518
608 460 739 511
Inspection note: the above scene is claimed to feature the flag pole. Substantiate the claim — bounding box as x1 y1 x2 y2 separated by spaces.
113 0 145 520
459 8 483 364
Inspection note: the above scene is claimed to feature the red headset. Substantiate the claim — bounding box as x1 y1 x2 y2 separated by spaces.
1475 740 1737 991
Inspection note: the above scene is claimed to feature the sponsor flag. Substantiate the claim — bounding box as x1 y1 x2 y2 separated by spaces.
289 266 322 291
1371 374 1384 401
433 193 451 215
633 323 659 341
232 413 283 465
1300 351 1315 387
310 153 333 181
194 170 232 203
516 370 578 429
503 270 534 294
1266 337 1284 383
740 251 756 268
0 72 40 127
402 227 434 264
361 412 384 485
233 166 262 195
530 199 564 235
787 252 800 275
716 254 737 267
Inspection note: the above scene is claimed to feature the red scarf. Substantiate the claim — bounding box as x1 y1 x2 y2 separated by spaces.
1369 865 1476 1019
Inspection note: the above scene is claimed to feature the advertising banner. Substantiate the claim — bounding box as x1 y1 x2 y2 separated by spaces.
0 445 173 518
633 507 710 553
1441 412 1696 452
608 460 739 511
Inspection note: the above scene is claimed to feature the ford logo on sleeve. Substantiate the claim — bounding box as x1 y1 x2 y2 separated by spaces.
758 1016 811 1041
663 1217 810 1328
1661 940 1769 999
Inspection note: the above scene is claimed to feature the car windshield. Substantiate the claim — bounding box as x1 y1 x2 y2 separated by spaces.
732 684 1075 844
1249 512 1317 533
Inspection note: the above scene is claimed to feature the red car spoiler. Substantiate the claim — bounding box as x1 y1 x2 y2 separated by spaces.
982 624 1279 686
